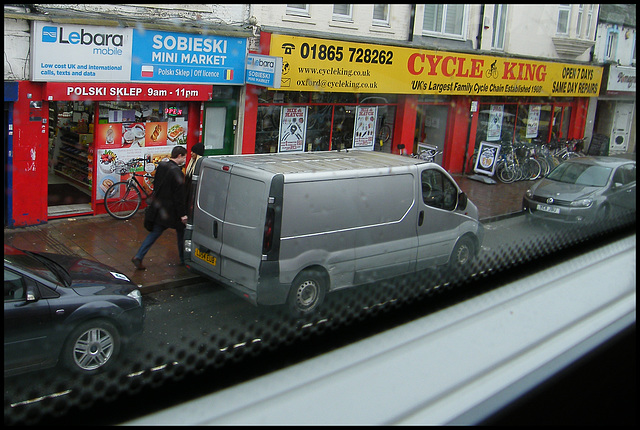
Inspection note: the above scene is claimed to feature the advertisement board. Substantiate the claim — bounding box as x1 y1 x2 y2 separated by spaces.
278 106 307 152
31 22 247 85
269 34 603 97
246 54 282 88
474 141 502 176
352 106 377 150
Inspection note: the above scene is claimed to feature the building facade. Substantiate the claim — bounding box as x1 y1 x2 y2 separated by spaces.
243 4 603 176
4 4 256 227
5 4 613 228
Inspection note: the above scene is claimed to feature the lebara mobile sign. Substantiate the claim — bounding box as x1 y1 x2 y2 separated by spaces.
31 22 247 85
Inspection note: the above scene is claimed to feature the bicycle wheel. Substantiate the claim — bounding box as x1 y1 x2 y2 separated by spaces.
523 158 542 180
378 124 392 143
104 181 142 220
537 157 550 177
497 163 515 183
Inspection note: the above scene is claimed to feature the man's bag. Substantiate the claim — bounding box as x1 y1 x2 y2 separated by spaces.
143 201 156 232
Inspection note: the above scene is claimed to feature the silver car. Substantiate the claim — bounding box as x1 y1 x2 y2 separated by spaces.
523 156 636 224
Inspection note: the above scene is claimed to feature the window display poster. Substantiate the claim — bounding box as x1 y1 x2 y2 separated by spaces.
279 106 307 152
96 146 183 199
486 105 504 141
526 105 541 138
353 106 377 150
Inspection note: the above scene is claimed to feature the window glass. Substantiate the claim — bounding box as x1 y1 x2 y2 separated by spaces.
557 4 571 35
423 4 465 37
421 169 457 210
4 269 25 301
373 4 390 25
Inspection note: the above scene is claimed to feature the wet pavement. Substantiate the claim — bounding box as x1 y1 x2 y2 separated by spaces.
4 173 535 294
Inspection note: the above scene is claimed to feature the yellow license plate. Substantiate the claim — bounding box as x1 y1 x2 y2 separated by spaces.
195 248 217 266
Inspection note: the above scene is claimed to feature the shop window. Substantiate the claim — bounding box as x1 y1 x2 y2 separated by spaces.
254 91 398 154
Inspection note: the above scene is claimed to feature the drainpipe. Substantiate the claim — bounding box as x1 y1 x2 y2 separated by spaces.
408 4 416 42
476 4 485 50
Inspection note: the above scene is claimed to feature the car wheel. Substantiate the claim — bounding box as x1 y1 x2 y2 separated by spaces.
449 236 475 271
287 269 327 317
62 319 121 375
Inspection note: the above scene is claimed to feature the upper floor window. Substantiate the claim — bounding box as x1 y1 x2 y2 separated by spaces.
586 5 594 38
576 4 583 36
423 4 466 39
556 4 571 35
286 4 309 17
373 4 390 26
605 29 619 62
333 4 353 22
491 4 507 50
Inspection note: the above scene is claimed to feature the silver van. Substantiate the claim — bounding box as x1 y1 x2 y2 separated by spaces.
184 151 483 316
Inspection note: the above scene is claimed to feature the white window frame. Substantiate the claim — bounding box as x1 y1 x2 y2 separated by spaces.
605 29 619 62
556 4 571 36
332 4 353 22
286 4 310 18
586 5 594 38
422 4 468 40
491 4 508 50
372 4 390 27
576 4 583 37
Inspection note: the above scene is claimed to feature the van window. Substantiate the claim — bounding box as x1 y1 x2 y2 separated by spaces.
421 169 457 210
225 175 266 227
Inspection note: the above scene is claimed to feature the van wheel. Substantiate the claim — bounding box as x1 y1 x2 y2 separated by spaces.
449 236 474 270
287 270 327 317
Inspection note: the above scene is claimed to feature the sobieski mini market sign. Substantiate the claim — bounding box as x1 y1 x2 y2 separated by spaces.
270 34 603 97
31 22 246 85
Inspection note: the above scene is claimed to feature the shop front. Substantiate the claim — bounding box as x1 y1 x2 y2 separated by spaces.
242 32 603 175
6 22 247 227
43 82 213 218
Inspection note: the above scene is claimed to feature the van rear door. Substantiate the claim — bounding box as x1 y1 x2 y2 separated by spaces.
190 161 230 277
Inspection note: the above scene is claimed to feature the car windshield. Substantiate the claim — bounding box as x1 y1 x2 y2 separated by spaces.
546 162 612 187
4 250 66 286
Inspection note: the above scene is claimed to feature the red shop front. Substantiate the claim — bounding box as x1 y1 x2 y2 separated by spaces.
9 81 212 227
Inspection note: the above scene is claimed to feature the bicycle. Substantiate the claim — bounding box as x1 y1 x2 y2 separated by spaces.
103 158 155 220
413 147 442 163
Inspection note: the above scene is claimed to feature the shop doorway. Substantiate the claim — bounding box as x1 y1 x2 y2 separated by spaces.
47 101 94 218
609 102 634 154
202 100 236 155
415 105 449 165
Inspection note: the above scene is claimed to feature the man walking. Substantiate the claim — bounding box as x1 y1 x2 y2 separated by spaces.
132 145 188 270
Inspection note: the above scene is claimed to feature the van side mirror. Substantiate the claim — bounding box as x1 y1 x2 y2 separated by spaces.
457 192 468 211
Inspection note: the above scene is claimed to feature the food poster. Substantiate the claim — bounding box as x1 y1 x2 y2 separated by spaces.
121 123 147 148
278 106 307 152
526 105 541 138
145 122 168 146
352 106 377 150
486 105 504 141
96 145 183 199
167 119 188 146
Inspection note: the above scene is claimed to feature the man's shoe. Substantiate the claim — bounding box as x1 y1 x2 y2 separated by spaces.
131 257 146 270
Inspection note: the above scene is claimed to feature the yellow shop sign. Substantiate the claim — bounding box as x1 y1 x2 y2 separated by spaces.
270 34 603 97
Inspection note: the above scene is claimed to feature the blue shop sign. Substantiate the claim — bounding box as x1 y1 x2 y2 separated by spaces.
131 29 246 85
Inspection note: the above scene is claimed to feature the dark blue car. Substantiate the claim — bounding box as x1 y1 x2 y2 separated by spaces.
4 245 144 377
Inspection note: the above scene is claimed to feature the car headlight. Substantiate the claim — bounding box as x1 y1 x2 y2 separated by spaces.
525 189 533 198
570 199 593 207
128 288 143 306
184 239 192 253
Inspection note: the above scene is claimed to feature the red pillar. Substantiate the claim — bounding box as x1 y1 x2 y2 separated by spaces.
392 94 417 154
10 81 49 226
